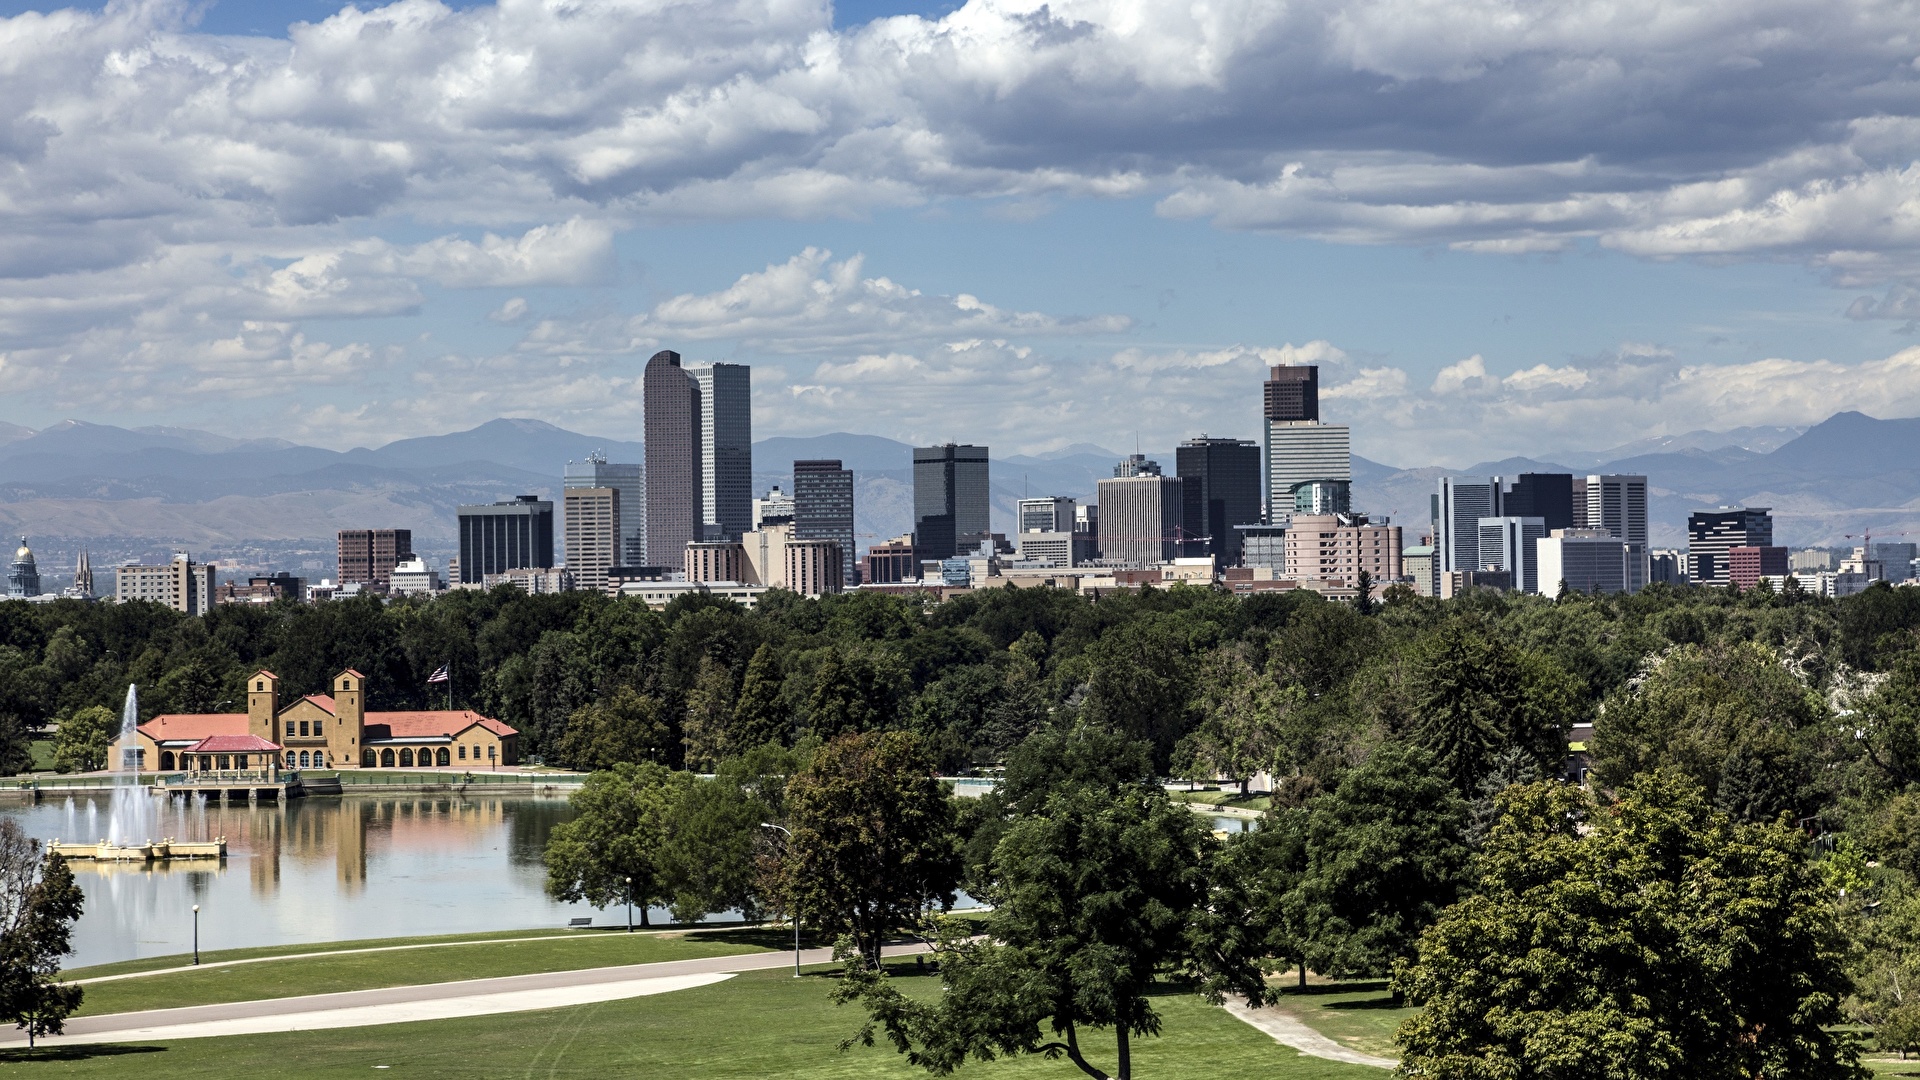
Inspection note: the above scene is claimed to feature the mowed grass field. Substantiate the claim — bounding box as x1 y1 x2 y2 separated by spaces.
3 966 1387 1079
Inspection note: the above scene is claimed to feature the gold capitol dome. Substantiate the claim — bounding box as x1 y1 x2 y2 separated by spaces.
12 537 30 562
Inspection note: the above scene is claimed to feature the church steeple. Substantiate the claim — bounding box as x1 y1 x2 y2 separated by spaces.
71 547 92 599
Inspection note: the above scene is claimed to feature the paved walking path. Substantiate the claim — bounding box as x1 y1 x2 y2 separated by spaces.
1221 998 1398 1070
9 943 928 1048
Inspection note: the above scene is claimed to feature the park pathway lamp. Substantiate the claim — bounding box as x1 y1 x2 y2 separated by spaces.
624 876 633 933
192 905 200 965
760 823 800 977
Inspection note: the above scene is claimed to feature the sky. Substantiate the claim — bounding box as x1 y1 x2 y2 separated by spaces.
4 0 1920 467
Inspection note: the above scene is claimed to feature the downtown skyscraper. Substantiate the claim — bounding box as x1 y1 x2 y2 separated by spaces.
913 443 990 561
1263 363 1351 522
644 350 753 569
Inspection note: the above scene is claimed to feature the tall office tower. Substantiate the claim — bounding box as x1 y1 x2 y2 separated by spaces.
1263 363 1350 522
1570 476 1590 528
456 496 554 584
565 453 645 567
1874 542 1918 583
1538 529 1639 596
794 459 856 586
1291 479 1352 515
337 529 413 591
1686 506 1774 586
644 349 699 571
1436 478 1502 575
1096 473 1185 566
1176 436 1263 564
563 487 621 594
1586 475 1649 545
1113 454 1162 478
1477 516 1548 593
1075 504 1098 542
912 443 990 560
690 362 753 540
1018 496 1076 534
1503 474 1576 532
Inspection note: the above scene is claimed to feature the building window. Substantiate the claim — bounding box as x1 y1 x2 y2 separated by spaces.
399 748 414 767
286 751 296 767
286 721 295 738
436 747 450 766
299 720 310 737
458 745 466 760
217 755 231 770
488 745 497 759
381 748 395 767
298 751 309 767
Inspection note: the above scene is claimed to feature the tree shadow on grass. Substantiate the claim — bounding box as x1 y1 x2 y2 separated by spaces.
1277 979 1391 998
0 1044 166 1063
1325 996 1408 1011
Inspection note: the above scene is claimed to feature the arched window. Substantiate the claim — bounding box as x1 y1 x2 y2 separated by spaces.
298 751 309 767
160 751 175 771
436 747 450 766
286 751 297 767
381 748 395 767
399 748 414 767
363 749 376 767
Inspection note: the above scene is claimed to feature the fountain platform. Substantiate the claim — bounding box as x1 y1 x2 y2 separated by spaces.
49 837 227 861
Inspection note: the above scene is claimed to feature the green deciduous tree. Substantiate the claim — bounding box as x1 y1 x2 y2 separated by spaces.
1178 647 1295 796
543 762 678 925
681 654 737 772
554 687 671 771
784 731 960 966
837 782 1267 1080
1395 772 1866 1080
1406 618 1578 795
731 642 791 750
52 705 115 774
0 821 83 1047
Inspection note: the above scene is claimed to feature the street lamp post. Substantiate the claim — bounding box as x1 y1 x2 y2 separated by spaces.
760 823 800 977
192 905 200 965
625 876 633 933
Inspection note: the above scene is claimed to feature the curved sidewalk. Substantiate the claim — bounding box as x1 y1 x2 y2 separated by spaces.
1222 998 1398 1069
5 942 926 1048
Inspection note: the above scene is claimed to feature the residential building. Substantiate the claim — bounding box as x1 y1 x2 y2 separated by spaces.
483 567 573 594
1478 516 1547 594
1686 506 1773 586
565 453 645 567
685 540 748 584
1402 545 1437 596
1503 474 1576 532
785 539 844 597
7 538 38 598
337 529 412 591
794 459 856 586
1436 478 1501 578
1537 529 1641 596
754 486 796 528
1263 364 1349 523
215 573 305 605
1176 436 1262 563
1097 472 1185 566
644 349 700 570
116 552 217 615
125 668 519 772
913 443 990 561
457 496 555 585
388 557 443 597
1282 513 1401 584
690 362 753 540
1018 496 1077 534
562 486 621 594
864 536 921 585
1728 546 1789 591
1586 475 1649 546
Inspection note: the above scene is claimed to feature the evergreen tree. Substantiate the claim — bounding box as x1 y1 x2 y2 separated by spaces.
681 654 737 772
732 642 790 749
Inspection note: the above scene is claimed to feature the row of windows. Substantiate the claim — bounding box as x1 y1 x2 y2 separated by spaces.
285 720 330 738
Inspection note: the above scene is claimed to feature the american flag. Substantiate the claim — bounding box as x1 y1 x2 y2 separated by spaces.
427 664 450 684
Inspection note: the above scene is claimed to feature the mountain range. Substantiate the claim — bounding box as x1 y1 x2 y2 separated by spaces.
1 412 1916 578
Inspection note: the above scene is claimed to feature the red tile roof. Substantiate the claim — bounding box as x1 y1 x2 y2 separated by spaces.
364 711 517 740
300 694 337 713
183 734 281 753
341 668 365 678
254 669 278 679
140 714 249 743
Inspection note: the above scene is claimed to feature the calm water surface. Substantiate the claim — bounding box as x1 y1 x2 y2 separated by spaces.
0 793 683 968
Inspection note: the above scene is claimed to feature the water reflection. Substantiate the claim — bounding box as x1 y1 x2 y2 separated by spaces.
3 794 635 967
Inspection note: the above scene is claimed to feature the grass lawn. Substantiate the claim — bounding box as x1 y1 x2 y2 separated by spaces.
69 927 786 1018
1169 789 1273 812
2 966 1384 1079
1271 981 1416 1060
30 739 56 771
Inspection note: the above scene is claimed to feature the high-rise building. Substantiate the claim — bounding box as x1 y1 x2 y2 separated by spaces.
565 453 645 567
794 459 855 585
1728 546 1789 590
1686 506 1773 587
1281 513 1402 584
7 538 39 598
337 529 413 591
644 349 699 571
1096 472 1184 566
913 443 989 561
115 551 217 614
1503 474 1576 532
1113 454 1162 478
784 539 844 597
742 519 795 588
563 487 621 594
690 362 753 540
1018 496 1076 534
1874 542 1918 583
1538 529 1642 596
685 540 747 584
1436 478 1502 576
1176 436 1262 564
1586 475 1649 546
1477 516 1547 593
1263 364 1349 522
864 535 921 585
753 486 795 528
457 496 554 584
1290 479 1352 516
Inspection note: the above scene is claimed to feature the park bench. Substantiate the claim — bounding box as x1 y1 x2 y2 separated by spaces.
568 917 593 928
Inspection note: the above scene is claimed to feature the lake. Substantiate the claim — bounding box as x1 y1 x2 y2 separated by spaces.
0 793 651 968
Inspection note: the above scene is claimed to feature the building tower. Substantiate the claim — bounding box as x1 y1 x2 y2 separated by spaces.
644 349 700 571
1175 436 1262 564
912 444 990 561
456 496 554 584
565 452 645 567
1097 466 1184 566
1502 474 1576 532
71 547 93 599
562 487 621 594
7 538 39 598
336 529 413 591
793 459 856 586
1263 364 1350 523
1686 506 1773 586
1585 475 1649 546
690 362 753 540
